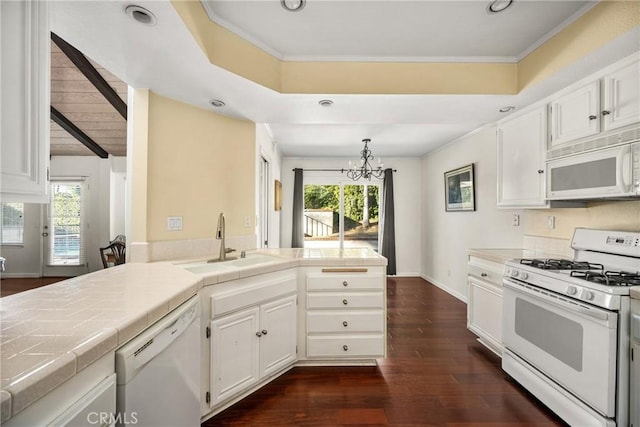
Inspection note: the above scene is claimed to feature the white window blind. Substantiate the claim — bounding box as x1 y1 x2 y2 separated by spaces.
48 180 87 266
1 203 24 245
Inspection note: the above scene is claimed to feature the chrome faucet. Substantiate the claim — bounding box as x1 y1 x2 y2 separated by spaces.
215 212 236 261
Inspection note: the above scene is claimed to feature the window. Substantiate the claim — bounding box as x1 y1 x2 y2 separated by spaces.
1 203 24 245
47 181 86 266
303 183 379 251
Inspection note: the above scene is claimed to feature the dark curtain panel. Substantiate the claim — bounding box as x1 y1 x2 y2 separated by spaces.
291 168 304 248
380 168 396 275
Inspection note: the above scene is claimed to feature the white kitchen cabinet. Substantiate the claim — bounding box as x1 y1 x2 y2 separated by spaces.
549 80 600 148
303 267 386 360
602 57 640 132
496 106 548 208
549 55 640 151
467 255 504 356
202 270 298 410
0 1 50 203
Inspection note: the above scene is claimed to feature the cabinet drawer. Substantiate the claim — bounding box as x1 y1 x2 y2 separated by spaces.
468 260 504 287
307 273 383 291
307 292 383 309
307 310 383 333
307 335 384 358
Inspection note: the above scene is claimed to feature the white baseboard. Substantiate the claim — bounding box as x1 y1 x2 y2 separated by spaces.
391 272 422 278
0 273 41 278
420 273 468 303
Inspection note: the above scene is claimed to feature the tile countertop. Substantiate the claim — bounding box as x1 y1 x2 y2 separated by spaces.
0 247 387 423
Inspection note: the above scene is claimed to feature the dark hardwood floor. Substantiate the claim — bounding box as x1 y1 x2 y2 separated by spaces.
0 277 66 297
203 277 566 426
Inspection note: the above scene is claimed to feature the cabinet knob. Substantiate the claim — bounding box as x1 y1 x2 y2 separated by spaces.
481 272 488 277
342 345 349 351
602 110 611 116
262 329 268 335
256 331 263 337
537 169 544 174
342 321 348 327
343 281 348 287
342 299 348 305
588 115 597 120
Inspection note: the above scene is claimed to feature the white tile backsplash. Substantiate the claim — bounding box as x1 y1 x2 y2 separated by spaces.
146 235 258 262
523 235 572 258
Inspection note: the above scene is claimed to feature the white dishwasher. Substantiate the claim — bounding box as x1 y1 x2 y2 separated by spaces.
115 296 200 427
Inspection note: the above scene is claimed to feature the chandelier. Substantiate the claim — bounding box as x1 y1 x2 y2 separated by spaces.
346 138 384 181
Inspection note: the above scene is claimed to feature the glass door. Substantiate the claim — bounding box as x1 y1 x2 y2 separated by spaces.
303 183 379 251
42 179 89 277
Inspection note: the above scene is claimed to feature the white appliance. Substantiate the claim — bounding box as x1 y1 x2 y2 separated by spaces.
502 228 640 427
116 296 201 427
546 140 640 199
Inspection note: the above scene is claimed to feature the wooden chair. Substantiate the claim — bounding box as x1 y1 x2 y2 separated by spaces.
100 240 126 268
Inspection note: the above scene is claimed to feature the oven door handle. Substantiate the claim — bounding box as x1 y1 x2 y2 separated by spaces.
503 278 616 326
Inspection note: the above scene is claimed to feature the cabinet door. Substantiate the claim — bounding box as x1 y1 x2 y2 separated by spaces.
467 278 503 355
631 341 639 427
549 80 600 148
496 107 548 207
210 307 260 406
602 58 640 131
259 295 297 377
0 1 50 203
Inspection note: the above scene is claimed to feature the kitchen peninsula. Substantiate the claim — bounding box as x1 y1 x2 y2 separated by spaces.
0 248 386 425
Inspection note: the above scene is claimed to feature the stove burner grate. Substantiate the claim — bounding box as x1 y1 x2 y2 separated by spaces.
570 270 640 287
520 258 604 271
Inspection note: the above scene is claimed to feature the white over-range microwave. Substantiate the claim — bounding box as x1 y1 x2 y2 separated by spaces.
546 141 640 200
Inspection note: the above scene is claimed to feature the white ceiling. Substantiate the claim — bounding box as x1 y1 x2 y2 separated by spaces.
51 0 639 158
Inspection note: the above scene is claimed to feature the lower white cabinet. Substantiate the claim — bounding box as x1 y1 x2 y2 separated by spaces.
203 270 298 410
631 301 640 427
467 256 504 356
302 267 386 360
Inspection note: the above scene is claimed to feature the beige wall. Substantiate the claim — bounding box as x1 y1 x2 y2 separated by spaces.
524 201 640 239
145 92 255 241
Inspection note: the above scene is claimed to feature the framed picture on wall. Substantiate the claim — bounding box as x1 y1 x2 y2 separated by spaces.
444 164 475 212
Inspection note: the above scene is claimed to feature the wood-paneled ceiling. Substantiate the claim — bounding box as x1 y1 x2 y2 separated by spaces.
50 38 127 157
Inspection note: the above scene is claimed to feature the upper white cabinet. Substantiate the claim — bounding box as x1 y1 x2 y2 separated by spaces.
497 106 548 208
549 80 601 148
602 58 640 131
549 55 640 150
0 1 50 203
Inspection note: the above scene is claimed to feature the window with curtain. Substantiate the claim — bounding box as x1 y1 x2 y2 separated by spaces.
0 203 24 245
48 180 87 266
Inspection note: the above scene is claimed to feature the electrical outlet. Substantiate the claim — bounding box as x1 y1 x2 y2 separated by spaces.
167 216 182 231
512 214 520 227
547 216 555 230
244 215 251 228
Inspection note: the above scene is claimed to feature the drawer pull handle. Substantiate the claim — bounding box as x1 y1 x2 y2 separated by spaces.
342 321 348 327
343 281 348 287
343 345 349 351
481 273 488 277
342 299 348 305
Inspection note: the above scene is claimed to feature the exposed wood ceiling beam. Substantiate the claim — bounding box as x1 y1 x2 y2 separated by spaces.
51 32 127 120
51 106 109 159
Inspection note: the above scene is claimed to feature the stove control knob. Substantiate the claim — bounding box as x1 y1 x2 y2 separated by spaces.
567 286 578 296
520 272 529 280
583 290 594 301
512 270 520 278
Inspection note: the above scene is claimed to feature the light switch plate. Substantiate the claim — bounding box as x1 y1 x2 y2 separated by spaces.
512 214 520 227
167 216 183 231
547 216 555 230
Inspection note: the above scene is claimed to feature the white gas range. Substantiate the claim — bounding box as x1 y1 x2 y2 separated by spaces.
501 228 640 427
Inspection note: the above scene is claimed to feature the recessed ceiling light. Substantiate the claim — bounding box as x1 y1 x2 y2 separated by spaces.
499 106 515 113
281 0 306 12
210 99 226 108
124 5 157 26
318 99 333 107
487 0 514 13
